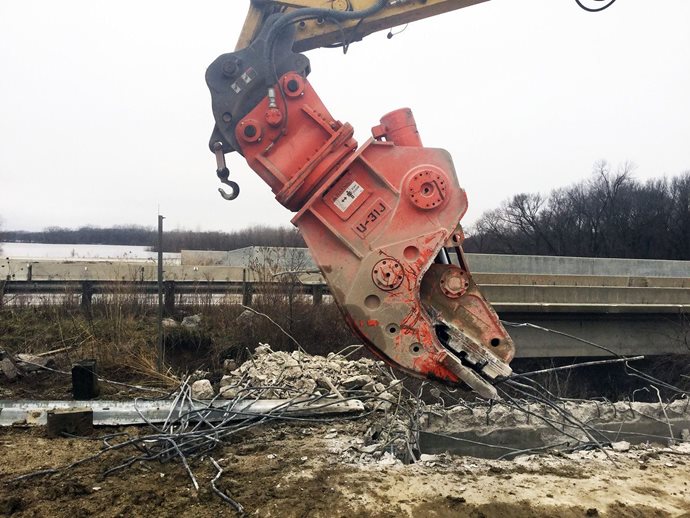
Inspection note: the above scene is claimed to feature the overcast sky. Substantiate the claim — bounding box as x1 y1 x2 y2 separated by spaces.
1 0 688 233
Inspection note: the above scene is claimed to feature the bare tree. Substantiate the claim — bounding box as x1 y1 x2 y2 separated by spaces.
466 162 690 260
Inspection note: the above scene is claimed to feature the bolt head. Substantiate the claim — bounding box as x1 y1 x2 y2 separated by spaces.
222 58 241 78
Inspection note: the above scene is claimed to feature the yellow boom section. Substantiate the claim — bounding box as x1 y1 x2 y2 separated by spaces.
236 0 488 52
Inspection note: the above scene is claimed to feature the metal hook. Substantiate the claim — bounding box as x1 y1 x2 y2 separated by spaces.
213 141 240 201
218 182 240 201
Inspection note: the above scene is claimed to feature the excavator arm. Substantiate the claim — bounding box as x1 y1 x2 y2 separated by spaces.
235 0 488 52
206 0 615 398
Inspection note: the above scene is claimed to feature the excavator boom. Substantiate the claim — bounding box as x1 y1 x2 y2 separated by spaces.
236 0 488 52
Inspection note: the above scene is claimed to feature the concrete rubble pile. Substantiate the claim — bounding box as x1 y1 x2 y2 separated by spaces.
216 344 403 410
191 343 419 464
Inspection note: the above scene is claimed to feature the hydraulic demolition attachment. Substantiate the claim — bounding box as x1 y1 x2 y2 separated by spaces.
206 12 515 399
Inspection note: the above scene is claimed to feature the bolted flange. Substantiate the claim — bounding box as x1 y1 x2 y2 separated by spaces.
237 119 262 143
283 73 305 98
371 258 404 291
407 167 448 210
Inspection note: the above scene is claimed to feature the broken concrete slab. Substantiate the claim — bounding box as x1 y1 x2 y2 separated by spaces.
420 400 690 459
15 354 56 373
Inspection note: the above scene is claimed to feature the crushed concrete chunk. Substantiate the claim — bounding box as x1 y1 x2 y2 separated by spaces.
223 359 237 373
219 385 240 399
235 309 257 328
181 314 202 328
162 318 178 328
191 379 214 399
387 380 402 393
362 381 376 392
374 392 396 411
278 356 299 368
378 452 401 466
294 378 316 395
611 441 631 452
254 344 273 356
342 375 373 390
0 358 21 382
676 441 690 453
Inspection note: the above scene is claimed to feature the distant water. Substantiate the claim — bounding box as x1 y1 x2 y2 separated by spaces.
0 242 180 262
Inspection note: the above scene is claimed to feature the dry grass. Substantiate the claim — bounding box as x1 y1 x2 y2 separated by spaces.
0 278 359 388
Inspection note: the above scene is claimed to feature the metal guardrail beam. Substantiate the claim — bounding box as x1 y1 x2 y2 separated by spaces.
0 280 327 311
3 279 690 311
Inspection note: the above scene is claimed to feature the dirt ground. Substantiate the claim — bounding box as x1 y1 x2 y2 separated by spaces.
3 342 690 517
2 420 690 517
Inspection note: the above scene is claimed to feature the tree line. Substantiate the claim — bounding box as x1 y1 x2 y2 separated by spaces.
1 224 305 253
464 161 690 260
3 161 689 259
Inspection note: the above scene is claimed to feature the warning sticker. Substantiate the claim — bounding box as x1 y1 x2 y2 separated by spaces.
334 181 364 212
230 67 257 94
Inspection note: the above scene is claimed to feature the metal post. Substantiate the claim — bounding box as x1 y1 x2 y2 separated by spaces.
311 285 323 305
164 280 176 314
242 282 253 306
157 215 165 372
81 281 93 312
242 268 253 306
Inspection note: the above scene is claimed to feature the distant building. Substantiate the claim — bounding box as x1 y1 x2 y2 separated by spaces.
181 246 317 273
